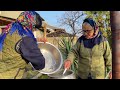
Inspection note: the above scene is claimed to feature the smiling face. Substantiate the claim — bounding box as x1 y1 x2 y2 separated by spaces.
82 22 95 39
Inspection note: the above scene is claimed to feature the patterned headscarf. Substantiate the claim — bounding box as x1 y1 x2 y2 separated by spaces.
0 11 42 51
17 11 42 30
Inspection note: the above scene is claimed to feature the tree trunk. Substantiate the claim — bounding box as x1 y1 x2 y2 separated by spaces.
110 11 120 79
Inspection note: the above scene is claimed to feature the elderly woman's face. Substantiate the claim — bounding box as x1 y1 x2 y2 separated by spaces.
82 22 94 38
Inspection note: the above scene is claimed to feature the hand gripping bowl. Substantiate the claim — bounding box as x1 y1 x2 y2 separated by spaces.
15 40 63 75
37 42 63 74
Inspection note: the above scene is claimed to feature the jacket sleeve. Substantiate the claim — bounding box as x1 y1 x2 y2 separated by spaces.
66 40 80 64
103 41 112 72
19 36 45 70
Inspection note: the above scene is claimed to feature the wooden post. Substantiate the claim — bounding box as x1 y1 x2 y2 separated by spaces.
43 23 47 39
110 11 120 79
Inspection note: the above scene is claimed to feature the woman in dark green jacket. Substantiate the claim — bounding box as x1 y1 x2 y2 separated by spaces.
64 18 112 79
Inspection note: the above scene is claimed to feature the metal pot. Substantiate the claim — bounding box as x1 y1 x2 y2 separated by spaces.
48 69 76 79
37 42 63 75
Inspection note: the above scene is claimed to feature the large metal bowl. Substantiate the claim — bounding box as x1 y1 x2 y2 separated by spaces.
48 69 76 79
37 42 63 74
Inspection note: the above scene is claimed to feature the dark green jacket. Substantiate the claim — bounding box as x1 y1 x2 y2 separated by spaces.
67 33 112 79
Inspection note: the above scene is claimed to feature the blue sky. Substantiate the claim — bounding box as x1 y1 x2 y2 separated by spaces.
36 11 64 27
36 11 86 34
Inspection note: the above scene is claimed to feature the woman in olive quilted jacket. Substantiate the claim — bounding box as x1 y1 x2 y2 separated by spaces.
64 18 112 79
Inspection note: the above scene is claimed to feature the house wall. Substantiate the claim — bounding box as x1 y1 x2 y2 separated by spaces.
46 37 78 47
0 11 23 19
33 30 44 38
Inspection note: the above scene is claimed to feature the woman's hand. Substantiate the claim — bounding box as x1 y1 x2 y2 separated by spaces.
37 37 47 43
109 71 112 79
64 60 71 70
4 24 11 34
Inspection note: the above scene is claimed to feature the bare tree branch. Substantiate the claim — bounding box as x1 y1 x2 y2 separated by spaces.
57 11 83 37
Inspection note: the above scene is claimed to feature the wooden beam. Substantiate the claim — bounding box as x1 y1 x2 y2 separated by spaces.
43 23 47 39
0 17 15 22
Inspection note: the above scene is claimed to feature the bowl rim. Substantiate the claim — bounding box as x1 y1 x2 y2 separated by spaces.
47 69 75 78
37 41 63 75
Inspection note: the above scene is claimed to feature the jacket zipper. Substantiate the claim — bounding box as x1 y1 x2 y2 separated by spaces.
89 49 92 78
